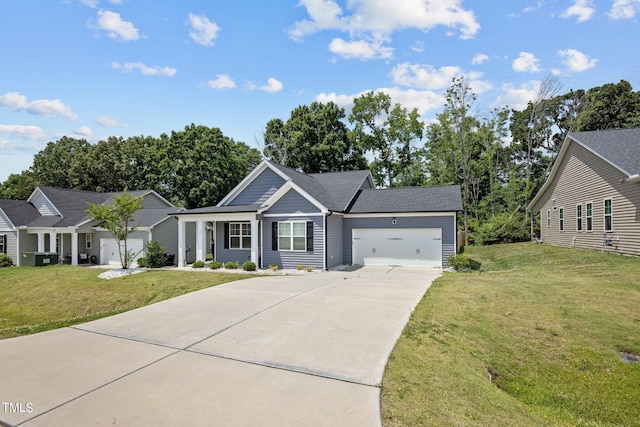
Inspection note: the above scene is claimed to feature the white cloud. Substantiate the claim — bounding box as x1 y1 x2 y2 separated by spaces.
93 10 139 42
188 13 220 46
512 52 541 73
472 53 489 65
0 92 78 120
561 0 595 22
95 115 124 127
290 0 480 59
609 0 640 19
247 78 283 93
207 74 236 90
329 37 394 60
111 62 177 76
79 0 124 7
315 87 445 117
0 124 47 141
391 63 462 90
558 48 597 72
74 126 93 137
492 81 541 110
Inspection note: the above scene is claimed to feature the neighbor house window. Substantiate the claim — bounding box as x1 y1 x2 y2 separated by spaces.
86 234 92 249
547 210 551 228
604 198 613 232
229 222 251 249
278 221 307 251
586 202 593 231
559 208 564 231
576 205 583 231
0 235 6 254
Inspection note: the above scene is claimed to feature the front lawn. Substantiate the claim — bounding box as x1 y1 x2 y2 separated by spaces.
0 266 251 339
382 243 640 427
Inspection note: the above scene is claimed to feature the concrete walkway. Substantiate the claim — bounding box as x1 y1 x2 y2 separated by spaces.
0 266 440 426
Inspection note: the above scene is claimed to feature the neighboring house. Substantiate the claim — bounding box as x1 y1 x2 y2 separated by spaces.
172 159 462 269
528 127 640 255
0 187 187 266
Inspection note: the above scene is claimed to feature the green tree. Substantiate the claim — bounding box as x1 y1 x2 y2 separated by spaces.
349 91 424 187
0 170 39 199
86 191 143 269
31 136 92 189
263 101 367 173
576 80 640 130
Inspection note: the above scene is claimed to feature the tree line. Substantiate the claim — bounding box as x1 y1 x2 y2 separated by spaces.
2 79 639 243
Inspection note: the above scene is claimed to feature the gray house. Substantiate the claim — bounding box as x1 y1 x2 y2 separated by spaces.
173 159 462 269
0 187 187 266
528 128 640 255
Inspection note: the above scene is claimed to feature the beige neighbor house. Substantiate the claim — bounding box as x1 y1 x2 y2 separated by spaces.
528 128 640 255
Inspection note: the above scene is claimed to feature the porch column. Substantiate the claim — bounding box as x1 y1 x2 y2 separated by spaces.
178 219 186 267
48 232 56 253
250 219 259 265
37 232 45 252
71 232 78 266
196 220 206 263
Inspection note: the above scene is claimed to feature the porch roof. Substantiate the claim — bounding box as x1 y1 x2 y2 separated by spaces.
171 203 260 216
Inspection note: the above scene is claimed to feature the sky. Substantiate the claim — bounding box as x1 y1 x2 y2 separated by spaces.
1 0 640 182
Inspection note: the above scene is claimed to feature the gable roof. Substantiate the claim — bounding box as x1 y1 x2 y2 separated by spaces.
528 127 640 210
570 128 640 176
347 186 463 214
0 199 41 227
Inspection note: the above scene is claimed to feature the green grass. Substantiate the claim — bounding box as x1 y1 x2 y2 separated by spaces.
0 266 251 339
382 243 640 427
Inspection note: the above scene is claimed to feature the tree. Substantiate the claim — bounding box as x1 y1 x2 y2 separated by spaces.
31 136 92 189
86 191 143 269
349 91 424 187
263 101 367 173
576 80 640 130
0 170 39 199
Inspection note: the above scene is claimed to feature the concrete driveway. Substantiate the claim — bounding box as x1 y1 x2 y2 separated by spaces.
0 266 440 426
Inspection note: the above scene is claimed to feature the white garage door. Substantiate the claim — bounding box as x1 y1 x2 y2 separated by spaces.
100 238 144 266
352 228 442 268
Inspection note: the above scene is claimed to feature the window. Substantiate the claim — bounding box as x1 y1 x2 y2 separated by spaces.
547 210 551 228
278 221 307 251
86 234 92 249
576 205 583 231
604 199 613 232
559 208 564 231
0 235 6 254
229 222 251 249
586 202 593 231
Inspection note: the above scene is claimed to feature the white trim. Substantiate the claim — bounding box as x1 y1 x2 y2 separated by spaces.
276 221 307 252
558 207 565 231
259 182 328 215
343 211 457 218
0 208 16 231
174 212 257 222
576 203 583 232
603 197 613 232
262 212 324 218
27 188 62 217
585 201 594 232
228 222 252 250
217 160 283 207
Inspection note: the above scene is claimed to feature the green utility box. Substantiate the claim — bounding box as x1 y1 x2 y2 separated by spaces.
21 252 59 266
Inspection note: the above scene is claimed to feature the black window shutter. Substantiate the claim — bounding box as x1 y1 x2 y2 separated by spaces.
1 235 5 254
223 223 229 249
306 221 313 251
271 222 278 250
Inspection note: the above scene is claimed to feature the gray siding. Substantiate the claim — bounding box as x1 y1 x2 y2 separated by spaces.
151 217 179 258
31 192 57 216
532 141 640 255
228 168 285 206
326 214 343 269
215 222 252 265
0 210 12 229
1 231 18 264
343 215 457 266
140 193 172 209
266 189 320 215
18 230 37 266
263 216 324 270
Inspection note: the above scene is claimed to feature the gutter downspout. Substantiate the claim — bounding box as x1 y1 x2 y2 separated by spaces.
324 211 332 271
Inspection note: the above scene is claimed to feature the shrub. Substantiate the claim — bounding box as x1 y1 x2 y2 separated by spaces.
0 254 13 267
209 261 223 269
136 257 148 268
268 264 278 271
224 261 238 269
448 253 471 271
242 261 257 271
470 212 530 246
297 265 313 272
142 240 167 268
192 260 205 268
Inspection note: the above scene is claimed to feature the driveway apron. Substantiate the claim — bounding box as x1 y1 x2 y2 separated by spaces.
0 266 440 426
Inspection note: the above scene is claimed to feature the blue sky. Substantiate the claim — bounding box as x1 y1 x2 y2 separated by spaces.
1 0 639 182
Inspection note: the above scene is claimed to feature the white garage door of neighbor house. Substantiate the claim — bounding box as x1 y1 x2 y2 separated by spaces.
352 228 442 268
100 238 144 265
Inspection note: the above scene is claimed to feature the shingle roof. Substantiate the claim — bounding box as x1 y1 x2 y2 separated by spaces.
347 186 463 213
35 187 115 227
0 199 42 227
569 128 640 176
172 204 261 215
